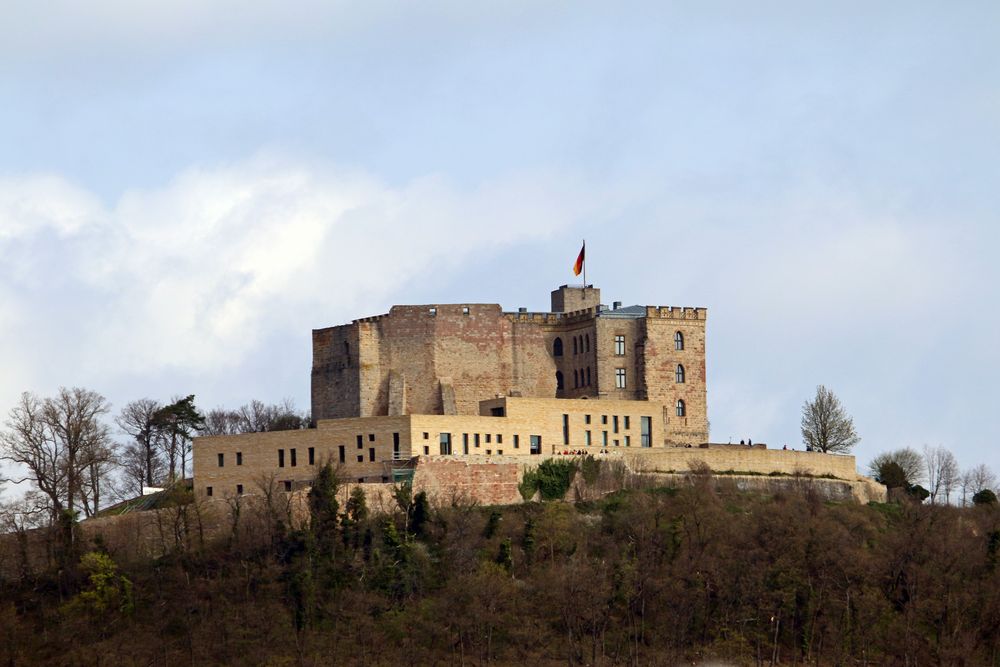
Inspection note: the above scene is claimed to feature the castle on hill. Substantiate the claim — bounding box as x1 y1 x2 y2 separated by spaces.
193 284 711 496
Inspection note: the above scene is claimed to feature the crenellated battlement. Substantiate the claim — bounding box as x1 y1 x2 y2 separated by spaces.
646 306 707 320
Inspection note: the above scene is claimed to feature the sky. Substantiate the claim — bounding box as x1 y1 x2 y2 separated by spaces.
2 1 999 489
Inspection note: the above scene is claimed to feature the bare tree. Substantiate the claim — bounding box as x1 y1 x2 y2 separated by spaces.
116 398 164 488
923 445 959 505
204 408 240 436
965 464 996 503
869 448 925 487
205 399 308 435
42 387 113 518
236 399 271 433
800 385 860 453
0 392 66 522
0 388 114 521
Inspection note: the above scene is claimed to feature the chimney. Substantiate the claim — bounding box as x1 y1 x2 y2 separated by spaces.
613 301 622 310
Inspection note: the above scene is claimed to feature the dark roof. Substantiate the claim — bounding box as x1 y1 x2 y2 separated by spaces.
598 304 646 318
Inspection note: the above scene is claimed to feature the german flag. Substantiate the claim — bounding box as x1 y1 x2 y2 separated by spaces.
572 242 585 276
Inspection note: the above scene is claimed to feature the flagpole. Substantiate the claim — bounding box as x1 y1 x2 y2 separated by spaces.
582 239 586 288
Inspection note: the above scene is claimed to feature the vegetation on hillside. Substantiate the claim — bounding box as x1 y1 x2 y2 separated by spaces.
3 465 1000 665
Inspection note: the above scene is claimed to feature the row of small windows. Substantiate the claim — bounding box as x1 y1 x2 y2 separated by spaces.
572 414 653 447
554 331 685 358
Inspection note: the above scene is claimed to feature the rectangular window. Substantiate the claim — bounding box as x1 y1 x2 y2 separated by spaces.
641 416 652 447
278 449 285 468
439 433 452 455
613 415 619 433
357 455 364 463
217 453 224 467
236 484 243 495
308 447 315 465
562 414 569 445
369 447 375 462
585 414 591 424
290 448 297 467
356 435 363 449
463 433 469 455
625 435 631 447
486 449 492 455
284 480 292 492
338 445 345 463
615 368 626 389
236 452 243 466
496 434 502 444
368 433 375 442
423 432 429 439
423 445 430 455
474 433 480 448
603 431 609 446
614 439 619 447
497 449 503 455
206 486 213 497
485 434 491 443
393 432 400 447
585 430 592 446
490 407 505 416
602 415 608 425
530 435 542 455
514 434 520 449
624 416 631 430
615 335 625 356
393 439 401 460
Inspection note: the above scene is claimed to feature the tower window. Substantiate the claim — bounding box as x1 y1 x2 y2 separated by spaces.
675 331 684 351
676 399 686 417
556 371 564 391
553 337 563 357
614 335 625 356
585 334 590 353
573 337 578 355
574 369 579 388
615 368 626 388
676 364 685 384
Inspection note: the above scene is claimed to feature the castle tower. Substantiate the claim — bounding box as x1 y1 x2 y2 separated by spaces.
550 285 601 313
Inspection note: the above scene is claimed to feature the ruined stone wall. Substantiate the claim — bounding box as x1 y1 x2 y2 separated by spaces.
411 456 524 506
310 291 709 444
311 323 361 420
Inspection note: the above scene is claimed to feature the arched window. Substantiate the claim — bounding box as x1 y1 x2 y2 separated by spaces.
586 367 591 386
553 337 563 357
585 334 590 353
556 371 564 391
675 364 685 383
573 337 578 355
676 399 686 417
674 331 684 351
573 369 579 388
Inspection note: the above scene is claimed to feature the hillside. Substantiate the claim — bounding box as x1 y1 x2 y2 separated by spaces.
2 477 999 666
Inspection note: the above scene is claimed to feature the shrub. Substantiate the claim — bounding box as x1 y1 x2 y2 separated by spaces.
973 489 998 505
519 459 577 501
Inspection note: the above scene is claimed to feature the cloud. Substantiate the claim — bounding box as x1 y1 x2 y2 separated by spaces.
0 155 591 405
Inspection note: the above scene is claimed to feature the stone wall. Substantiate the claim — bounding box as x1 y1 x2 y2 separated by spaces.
308 286 708 447
622 447 860 480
